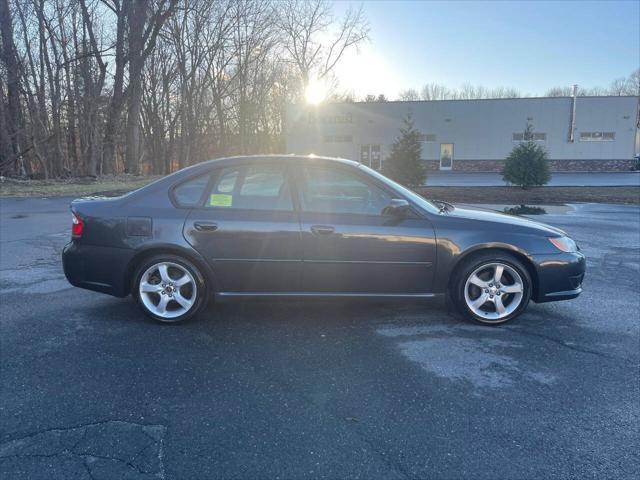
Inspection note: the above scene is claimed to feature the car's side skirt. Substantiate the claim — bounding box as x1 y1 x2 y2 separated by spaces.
215 292 441 302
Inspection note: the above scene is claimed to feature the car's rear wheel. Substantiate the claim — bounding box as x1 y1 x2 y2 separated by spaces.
132 254 207 323
454 252 532 325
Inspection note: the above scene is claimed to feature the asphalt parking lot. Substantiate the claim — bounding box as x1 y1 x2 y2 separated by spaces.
1 198 639 479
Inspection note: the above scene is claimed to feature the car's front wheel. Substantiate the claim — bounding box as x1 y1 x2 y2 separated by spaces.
132 254 207 323
454 252 532 325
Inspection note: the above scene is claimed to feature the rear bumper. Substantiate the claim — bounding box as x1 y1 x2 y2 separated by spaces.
532 251 586 303
62 242 132 297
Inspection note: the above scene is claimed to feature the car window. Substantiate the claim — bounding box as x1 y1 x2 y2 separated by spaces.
298 166 391 215
216 170 238 193
240 170 285 196
173 174 210 207
206 165 293 211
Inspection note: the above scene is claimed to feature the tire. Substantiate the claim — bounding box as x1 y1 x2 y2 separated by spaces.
132 254 208 324
452 251 532 325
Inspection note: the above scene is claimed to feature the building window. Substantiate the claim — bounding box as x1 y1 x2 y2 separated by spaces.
324 135 353 143
307 113 353 125
580 132 615 142
512 132 546 142
418 133 436 143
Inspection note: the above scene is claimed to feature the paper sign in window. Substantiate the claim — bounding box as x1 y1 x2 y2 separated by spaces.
210 194 233 207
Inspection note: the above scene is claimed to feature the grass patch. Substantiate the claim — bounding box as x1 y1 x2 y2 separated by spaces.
0 175 161 198
503 205 547 215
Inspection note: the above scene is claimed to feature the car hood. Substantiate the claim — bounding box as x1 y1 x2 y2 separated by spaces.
446 206 567 236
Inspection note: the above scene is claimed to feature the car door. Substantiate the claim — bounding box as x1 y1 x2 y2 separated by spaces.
294 164 437 294
183 161 302 293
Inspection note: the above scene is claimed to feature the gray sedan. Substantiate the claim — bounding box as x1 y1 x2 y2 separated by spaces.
62 155 585 324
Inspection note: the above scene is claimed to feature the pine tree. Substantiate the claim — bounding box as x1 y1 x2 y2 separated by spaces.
502 121 551 189
382 113 426 187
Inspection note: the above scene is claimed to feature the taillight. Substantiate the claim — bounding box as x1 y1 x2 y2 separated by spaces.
72 212 84 238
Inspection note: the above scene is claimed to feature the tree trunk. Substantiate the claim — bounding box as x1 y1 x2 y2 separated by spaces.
0 0 26 175
101 0 129 174
124 0 148 174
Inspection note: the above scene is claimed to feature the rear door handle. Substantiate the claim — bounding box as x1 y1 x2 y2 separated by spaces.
310 225 335 235
194 221 218 232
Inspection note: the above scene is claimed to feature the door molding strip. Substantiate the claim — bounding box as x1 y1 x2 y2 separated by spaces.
212 258 432 266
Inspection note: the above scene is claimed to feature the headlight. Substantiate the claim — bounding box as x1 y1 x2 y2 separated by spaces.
549 236 578 253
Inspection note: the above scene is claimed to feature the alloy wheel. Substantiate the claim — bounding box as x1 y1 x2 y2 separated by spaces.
463 262 524 323
138 261 197 320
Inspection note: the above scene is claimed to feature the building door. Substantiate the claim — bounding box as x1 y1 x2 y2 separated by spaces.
440 143 453 170
360 144 382 170
360 145 370 166
370 145 382 170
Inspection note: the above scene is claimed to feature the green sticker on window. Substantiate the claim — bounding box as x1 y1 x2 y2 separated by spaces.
210 194 232 207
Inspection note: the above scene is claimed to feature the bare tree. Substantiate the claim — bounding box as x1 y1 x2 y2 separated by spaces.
547 70 640 97
398 88 420 101
627 69 640 96
420 83 451 101
486 87 521 99
124 0 178 174
611 69 640 96
278 0 368 96
363 93 387 102
0 0 27 175
546 86 578 97
100 0 130 174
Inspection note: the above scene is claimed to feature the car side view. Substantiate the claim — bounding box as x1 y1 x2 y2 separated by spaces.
62 155 585 325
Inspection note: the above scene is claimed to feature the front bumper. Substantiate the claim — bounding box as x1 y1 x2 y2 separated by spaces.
62 241 132 297
532 251 586 303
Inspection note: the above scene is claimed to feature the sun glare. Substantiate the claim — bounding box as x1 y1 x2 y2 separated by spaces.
305 79 327 104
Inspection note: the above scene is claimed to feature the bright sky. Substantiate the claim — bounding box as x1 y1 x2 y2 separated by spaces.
332 0 640 99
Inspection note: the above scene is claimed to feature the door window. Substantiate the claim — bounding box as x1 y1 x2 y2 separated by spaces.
206 165 292 211
298 167 391 216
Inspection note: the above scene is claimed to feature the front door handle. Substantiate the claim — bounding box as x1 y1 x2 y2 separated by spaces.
194 221 218 232
310 225 335 235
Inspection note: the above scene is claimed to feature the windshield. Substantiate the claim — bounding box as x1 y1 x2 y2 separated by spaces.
358 165 441 214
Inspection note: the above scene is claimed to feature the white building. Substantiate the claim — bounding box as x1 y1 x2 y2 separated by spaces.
286 96 640 172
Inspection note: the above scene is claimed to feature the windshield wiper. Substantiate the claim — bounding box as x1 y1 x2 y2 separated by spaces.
430 199 455 213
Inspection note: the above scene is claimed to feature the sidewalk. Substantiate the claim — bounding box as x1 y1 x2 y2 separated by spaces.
425 172 640 187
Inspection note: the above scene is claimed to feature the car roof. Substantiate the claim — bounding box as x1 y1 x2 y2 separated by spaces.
196 154 360 169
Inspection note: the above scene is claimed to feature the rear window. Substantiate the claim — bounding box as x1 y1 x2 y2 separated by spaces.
173 174 210 207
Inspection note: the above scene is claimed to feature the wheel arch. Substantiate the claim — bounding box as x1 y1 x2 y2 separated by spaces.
124 244 218 297
448 244 539 300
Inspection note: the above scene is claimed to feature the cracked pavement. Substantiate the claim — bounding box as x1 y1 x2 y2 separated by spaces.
0 420 165 479
1 198 638 479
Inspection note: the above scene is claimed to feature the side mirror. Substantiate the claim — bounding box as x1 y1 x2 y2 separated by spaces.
382 198 411 217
